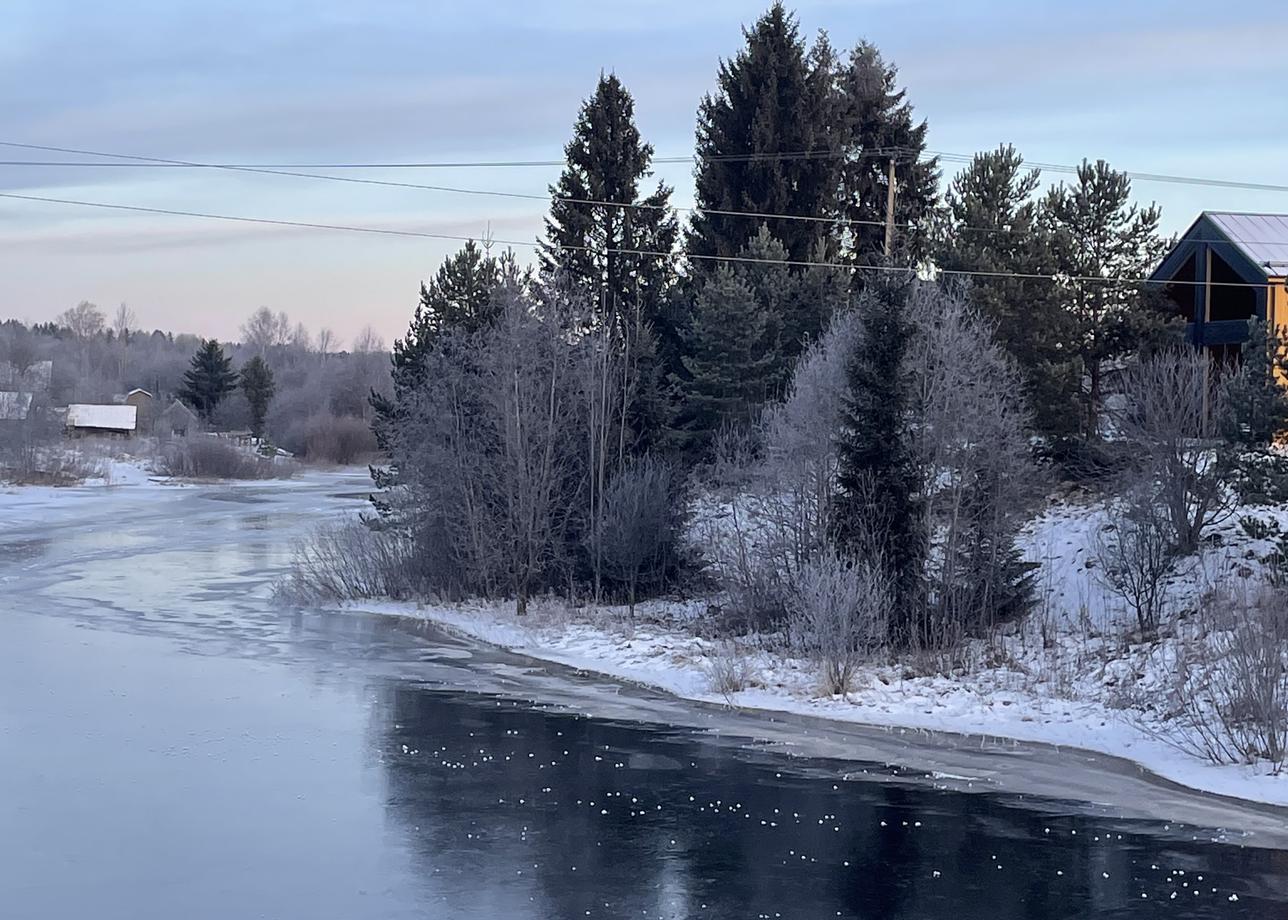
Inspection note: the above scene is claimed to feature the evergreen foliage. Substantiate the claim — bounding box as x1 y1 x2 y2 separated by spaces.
541 73 678 335
371 241 505 450
1041 160 1171 445
834 272 925 639
239 355 276 439
833 42 939 268
1222 320 1288 448
179 339 237 422
673 266 779 455
688 3 838 265
937 145 1079 442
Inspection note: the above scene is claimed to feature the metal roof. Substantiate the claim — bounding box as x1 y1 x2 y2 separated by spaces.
66 403 137 431
1205 212 1288 277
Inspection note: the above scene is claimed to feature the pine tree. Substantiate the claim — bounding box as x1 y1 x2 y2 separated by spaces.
179 339 237 422
239 355 276 439
672 267 779 455
937 145 1079 442
833 42 939 268
541 73 677 335
371 240 504 449
834 272 925 641
1222 320 1288 448
1041 160 1171 444
688 3 838 265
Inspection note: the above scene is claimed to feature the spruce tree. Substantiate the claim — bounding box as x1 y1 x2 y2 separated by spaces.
672 267 779 455
688 3 838 265
834 272 925 641
239 355 275 439
179 339 237 422
937 145 1079 442
541 73 678 453
1041 160 1171 445
371 240 503 448
834 42 939 268
541 73 677 335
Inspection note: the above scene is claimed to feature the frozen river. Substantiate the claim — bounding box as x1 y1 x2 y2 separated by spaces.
2 471 1286 918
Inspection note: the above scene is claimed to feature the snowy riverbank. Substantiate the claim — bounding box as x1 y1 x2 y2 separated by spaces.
349 594 1288 809
342 494 1288 812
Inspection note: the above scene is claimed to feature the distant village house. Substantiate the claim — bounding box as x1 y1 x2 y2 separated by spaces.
66 404 137 438
1150 212 1288 380
156 399 201 438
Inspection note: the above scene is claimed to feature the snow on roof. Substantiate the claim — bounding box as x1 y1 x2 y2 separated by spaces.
126 388 153 398
1205 212 1288 277
0 391 32 421
66 403 137 431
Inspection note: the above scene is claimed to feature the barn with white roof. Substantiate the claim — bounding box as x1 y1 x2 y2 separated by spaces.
66 403 137 437
1150 212 1288 376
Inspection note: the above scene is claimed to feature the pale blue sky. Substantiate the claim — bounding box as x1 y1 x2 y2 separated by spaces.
2 0 1286 344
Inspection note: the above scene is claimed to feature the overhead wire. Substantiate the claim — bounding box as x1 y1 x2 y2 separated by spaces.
2 188 1278 291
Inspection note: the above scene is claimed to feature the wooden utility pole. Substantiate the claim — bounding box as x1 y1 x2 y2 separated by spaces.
883 157 898 259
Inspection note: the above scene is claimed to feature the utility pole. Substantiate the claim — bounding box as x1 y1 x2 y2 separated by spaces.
883 157 898 259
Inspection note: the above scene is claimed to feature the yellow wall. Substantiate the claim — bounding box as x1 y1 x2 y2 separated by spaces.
1272 278 1288 387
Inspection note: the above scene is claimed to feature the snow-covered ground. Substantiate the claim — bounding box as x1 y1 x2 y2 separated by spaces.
345 495 1288 810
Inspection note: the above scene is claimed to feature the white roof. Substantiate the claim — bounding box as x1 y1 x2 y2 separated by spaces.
0 391 32 421
126 388 153 398
1206 212 1288 277
66 403 137 431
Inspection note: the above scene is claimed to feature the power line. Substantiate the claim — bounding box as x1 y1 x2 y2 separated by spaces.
0 140 907 232
3 188 1276 290
7 138 1288 195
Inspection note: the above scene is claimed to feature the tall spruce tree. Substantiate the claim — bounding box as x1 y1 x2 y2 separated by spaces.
834 272 925 641
937 145 1079 442
1041 160 1171 444
371 240 504 449
179 339 237 422
672 267 779 455
541 73 678 452
688 3 838 265
541 73 677 333
239 354 275 439
834 42 939 269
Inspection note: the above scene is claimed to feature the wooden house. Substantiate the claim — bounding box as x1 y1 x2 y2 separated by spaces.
1150 212 1288 378
66 404 137 438
156 399 201 438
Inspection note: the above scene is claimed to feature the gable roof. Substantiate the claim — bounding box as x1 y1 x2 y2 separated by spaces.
66 403 137 431
1203 212 1288 278
125 388 154 398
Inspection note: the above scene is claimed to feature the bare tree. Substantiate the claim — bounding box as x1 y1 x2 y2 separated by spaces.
315 327 336 360
112 302 136 339
1095 484 1175 635
58 301 105 340
905 285 1041 643
240 307 291 355
1112 349 1234 555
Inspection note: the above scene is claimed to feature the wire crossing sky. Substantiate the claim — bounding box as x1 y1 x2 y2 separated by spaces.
3 0 1287 343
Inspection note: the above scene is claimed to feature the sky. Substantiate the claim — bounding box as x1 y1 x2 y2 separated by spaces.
2 0 1287 346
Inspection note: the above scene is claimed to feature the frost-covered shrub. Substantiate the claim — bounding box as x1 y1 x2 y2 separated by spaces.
1172 583 1288 770
279 518 421 602
703 641 759 696
788 549 889 696
156 436 286 480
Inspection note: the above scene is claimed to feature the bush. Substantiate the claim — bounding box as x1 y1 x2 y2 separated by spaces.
156 436 288 480
279 518 421 602
593 456 686 618
703 640 759 697
788 548 890 696
1172 583 1288 770
302 413 377 465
